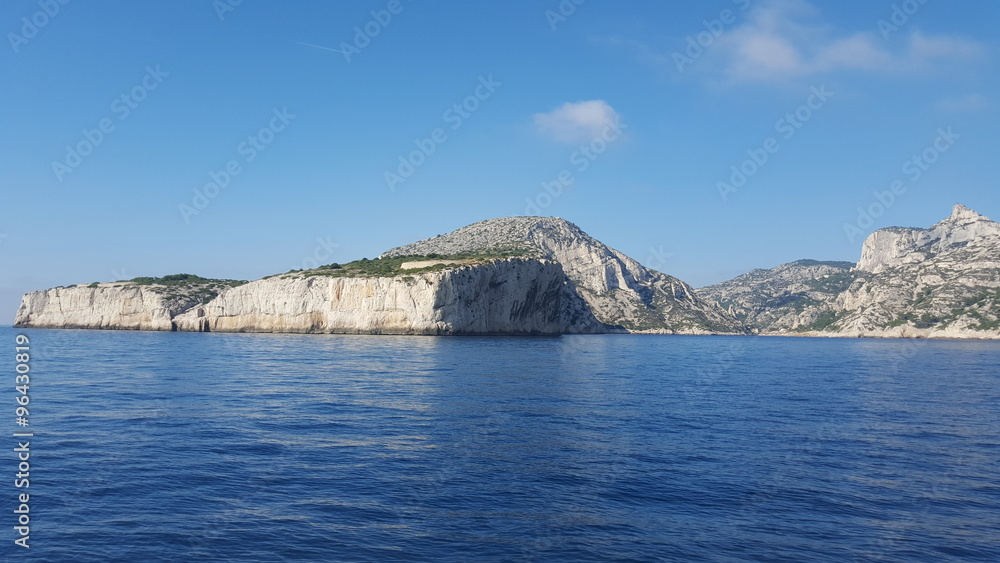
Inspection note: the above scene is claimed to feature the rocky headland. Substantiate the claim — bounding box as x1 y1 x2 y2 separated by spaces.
15 205 1000 339
14 217 741 335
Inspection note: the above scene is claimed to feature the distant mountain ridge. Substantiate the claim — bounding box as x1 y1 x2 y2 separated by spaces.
698 204 1000 339
698 259 856 333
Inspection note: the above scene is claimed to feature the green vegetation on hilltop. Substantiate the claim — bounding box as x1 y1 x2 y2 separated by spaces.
126 273 246 287
791 260 855 269
287 247 536 279
119 273 248 304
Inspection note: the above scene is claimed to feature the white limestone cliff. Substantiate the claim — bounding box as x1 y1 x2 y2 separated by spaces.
173 258 604 334
16 259 606 335
856 204 1000 274
14 283 185 331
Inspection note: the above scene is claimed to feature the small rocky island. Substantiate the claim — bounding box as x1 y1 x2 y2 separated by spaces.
13 205 1000 339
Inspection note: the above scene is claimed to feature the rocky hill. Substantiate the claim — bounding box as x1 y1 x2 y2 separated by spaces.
14 217 743 335
698 260 856 333
698 204 1000 339
834 204 1000 337
381 217 743 333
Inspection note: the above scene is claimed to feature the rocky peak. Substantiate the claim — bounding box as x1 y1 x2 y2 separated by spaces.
856 204 999 274
698 204 1000 339
382 216 595 258
382 216 743 333
381 216 651 292
946 203 990 224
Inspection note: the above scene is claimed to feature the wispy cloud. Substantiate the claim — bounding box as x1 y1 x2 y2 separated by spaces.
533 100 623 144
295 41 351 55
632 0 986 86
934 94 990 113
714 0 983 83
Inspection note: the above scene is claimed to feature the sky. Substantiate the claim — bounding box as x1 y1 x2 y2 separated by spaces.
1 0 998 323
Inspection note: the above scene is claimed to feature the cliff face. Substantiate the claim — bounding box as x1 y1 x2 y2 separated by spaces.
381 217 743 334
832 205 1000 338
16 259 606 335
698 204 1000 339
173 258 604 335
856 204 1000 274
14 284 197 331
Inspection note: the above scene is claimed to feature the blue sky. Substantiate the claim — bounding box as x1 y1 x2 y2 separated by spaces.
1 0 998 323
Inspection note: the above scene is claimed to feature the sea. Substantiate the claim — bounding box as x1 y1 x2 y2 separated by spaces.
2 326 998 562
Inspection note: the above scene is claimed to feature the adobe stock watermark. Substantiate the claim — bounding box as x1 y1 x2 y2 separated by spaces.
384 74 501 192
294 236 341 271
842 126 958 243
212 0 244 21
673 0 752 73
678 337 752 404
524 115 628 214
330 0 413 63
717 84 834 202
877 0 931 40
179 107 296 223
544 0 586 31
51 65 169 183
111 268 131 283
645 246 673 272
7 0 71 54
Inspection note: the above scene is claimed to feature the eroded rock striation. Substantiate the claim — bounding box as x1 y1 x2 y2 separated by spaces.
698 204 1000 339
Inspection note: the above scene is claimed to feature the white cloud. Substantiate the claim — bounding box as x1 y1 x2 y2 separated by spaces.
534 100 622 143
709 0 983 83
907 31 982 61
935 94 990 113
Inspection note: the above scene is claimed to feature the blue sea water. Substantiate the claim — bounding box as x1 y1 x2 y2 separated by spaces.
2 327 999 562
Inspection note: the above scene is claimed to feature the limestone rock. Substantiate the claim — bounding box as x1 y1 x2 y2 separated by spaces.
856 204 1000 274
172 258 605 335
14 283 193 331
698 204 1000 339
24 208 994 339
382 217 743 334
698 260 855 333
